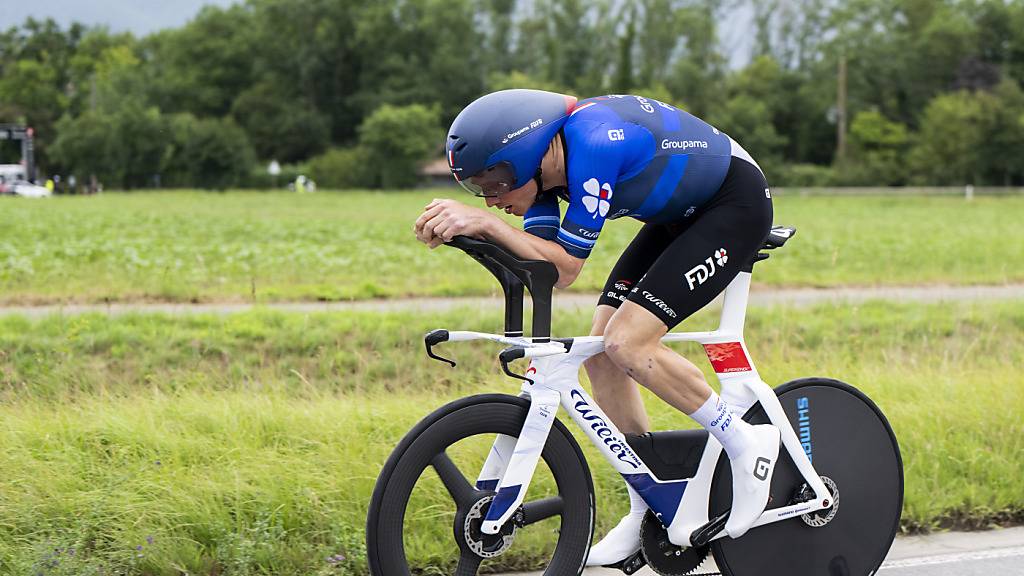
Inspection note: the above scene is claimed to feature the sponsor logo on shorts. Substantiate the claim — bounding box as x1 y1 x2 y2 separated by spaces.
684 247 728 290
607 129 625 141
641 290 677 319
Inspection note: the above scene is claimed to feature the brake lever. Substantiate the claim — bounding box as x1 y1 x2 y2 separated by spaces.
424 329 456 367
498 346 533 385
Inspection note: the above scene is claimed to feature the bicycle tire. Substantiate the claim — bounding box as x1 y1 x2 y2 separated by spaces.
709 377 903 576
366 393 595 575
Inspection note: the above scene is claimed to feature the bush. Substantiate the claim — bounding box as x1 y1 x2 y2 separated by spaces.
777 163 838 187
357 104 442 189
307 147 373 190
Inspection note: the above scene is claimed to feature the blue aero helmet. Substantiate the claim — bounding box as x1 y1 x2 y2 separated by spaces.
447 89 577 197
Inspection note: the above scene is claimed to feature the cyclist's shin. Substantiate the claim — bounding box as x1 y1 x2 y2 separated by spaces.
585 481 647 566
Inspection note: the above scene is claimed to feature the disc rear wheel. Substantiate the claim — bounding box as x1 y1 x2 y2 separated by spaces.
709 378 903 576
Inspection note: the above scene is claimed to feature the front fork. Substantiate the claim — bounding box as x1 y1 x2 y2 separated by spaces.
478 386 561 534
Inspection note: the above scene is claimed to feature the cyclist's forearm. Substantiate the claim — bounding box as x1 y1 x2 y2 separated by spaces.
484 218 583 288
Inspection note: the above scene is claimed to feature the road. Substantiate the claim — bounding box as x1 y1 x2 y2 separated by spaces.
502 526 1024 576
0 284 1021 317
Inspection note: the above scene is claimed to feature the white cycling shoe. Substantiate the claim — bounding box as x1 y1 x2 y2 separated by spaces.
585 511 644 566
724 424 780 539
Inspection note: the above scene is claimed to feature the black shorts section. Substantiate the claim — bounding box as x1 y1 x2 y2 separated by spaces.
597 157 773 328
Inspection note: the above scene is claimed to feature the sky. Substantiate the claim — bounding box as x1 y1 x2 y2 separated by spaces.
1 0 753 68
0 0 240 37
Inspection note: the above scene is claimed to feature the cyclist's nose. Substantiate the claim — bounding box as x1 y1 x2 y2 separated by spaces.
485 196 500 207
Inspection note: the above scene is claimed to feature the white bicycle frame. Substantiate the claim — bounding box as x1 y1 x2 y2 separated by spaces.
440 271 832 547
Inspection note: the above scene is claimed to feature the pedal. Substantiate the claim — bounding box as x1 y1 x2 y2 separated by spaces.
604 550 647 574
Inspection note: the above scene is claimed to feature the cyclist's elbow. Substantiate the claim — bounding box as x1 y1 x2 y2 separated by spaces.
554 256 585 289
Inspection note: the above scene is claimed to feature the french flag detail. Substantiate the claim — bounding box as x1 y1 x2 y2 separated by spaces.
570 102 597 116
448 149 460 180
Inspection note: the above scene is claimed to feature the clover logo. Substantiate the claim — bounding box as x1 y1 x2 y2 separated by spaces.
582 178 613 218
715 248 728 267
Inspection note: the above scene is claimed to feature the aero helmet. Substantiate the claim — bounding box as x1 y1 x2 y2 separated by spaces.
446 89 577 197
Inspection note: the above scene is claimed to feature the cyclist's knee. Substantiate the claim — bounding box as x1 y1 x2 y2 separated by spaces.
603 318 657 371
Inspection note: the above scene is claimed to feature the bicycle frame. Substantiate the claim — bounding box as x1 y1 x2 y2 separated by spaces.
444 270 833 547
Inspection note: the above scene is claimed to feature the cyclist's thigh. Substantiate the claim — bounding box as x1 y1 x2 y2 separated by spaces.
597 223 679 314
627 159 772 329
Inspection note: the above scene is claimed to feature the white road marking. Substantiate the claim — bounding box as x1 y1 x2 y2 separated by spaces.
880 546 1024 569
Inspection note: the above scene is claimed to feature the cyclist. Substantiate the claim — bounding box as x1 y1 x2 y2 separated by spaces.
414 89 778 566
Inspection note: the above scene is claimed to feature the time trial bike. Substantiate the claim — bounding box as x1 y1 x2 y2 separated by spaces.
366 228 903 576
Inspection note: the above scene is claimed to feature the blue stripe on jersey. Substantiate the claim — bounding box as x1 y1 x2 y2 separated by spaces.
557 228 596 248
659 104 681 132
524 215 560 227
632 154 690 220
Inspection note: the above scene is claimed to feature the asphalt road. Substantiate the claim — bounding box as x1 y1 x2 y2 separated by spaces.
502 526 1024 576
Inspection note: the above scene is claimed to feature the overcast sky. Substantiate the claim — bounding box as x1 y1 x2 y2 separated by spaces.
1 0 753 67
0 0 240 37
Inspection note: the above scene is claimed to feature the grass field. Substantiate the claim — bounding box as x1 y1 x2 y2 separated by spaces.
1 301 1021 574
0 191 1022 304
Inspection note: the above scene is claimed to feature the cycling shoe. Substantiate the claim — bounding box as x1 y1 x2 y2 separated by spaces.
725 424 780 539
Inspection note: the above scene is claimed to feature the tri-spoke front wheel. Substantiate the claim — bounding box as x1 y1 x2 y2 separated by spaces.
366 394 595 575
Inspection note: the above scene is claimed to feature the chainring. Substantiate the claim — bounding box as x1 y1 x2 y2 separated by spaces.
639 510 712 576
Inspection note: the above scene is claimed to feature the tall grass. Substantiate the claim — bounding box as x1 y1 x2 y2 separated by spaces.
1 191 1021 304
0 301 1022 574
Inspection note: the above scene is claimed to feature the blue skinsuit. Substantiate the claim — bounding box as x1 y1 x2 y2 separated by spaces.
523 95 753 259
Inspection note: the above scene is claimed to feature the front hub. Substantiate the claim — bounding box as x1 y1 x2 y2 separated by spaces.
455 495 519 559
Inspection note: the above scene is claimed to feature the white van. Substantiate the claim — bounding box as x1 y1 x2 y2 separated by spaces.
0 164 50 197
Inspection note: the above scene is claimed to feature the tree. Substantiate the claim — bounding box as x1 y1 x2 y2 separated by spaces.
162 114 256 189
230 81 330 163
842 109 910 185
978 80 1024 186
909 91 987 185
145 5 256 118
357 103 442 189
709 94 787 178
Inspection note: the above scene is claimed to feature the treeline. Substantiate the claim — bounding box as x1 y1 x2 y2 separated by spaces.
1 0 1024 190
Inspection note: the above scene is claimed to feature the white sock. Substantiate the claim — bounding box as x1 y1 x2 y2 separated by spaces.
625 482 647 517
689 391 750 459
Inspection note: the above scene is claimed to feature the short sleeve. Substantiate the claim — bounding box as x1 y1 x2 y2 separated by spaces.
523 192 560 240
557 119 628 258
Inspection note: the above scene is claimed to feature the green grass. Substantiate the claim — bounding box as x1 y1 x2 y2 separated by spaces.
0 191 1022 304
1 301 1022 574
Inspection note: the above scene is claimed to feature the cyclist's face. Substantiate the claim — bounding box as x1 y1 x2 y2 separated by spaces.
484 177 538 217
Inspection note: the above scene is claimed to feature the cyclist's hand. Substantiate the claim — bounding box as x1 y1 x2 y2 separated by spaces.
415 199 496 248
